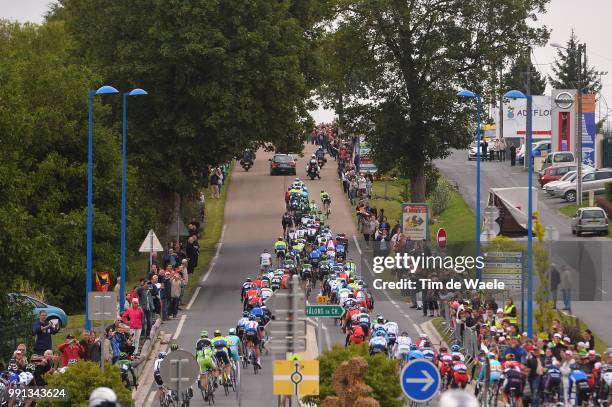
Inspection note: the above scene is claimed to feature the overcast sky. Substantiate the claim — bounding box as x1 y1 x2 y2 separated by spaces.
2 0 610 125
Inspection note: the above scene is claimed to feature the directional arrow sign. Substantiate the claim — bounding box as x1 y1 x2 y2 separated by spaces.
400 359 441 402
305 305 344 318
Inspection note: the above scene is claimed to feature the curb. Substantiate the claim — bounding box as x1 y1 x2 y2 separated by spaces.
420 319 447 348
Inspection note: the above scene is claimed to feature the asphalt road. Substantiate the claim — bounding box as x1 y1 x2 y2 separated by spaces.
435 150 612 343
140 144 434 406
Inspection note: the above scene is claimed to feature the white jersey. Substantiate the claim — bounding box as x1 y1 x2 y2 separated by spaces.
288 230 298 241
307 227 317 237
395 336 413 356
296 229 306 238
237 317 250 329
154 357 164 373
384 321 399 336
260 253 272 266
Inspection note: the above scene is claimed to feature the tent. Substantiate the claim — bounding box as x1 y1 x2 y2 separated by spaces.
487 187 538 236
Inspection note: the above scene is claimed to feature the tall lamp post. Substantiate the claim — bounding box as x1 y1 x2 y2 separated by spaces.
119 89 148 313
86 85 119 330
551 41 586 204
457 90 482 278
504 89 534 338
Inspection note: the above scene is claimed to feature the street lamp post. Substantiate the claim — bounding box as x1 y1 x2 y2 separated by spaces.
504 89 534 338
86 85 119 331
119 89 148 313
457 90 482 278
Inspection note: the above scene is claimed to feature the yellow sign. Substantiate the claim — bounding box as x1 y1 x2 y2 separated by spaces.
316 295 328 305
273 360 319 396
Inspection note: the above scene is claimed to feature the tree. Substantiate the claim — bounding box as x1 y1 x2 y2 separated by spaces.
503 54 547 95
549 30 601 94
319 0 550 202
57 0 322 199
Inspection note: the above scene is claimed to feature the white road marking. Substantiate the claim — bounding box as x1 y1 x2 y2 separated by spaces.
352 235 362 255
172 314 187 340
185 224 227 310
145 388 156 406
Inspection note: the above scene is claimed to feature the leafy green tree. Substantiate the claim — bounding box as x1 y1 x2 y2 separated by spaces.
39 361 131 407
0 20 152 312
57 0 321 199
304 343 402 407
549 30 601 93
503 54 547 95
319 0 550 202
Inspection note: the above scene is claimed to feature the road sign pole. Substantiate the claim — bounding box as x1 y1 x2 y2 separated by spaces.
176 358 181 403
100 299 105 370
317 317 322 355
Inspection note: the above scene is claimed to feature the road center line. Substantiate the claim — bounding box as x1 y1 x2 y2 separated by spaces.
172 314 187 340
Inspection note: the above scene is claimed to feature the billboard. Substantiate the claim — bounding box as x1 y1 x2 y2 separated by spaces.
494 95 551 140
581 94 596 166
401 203 429 240
357 135 377 173
551 89 577 152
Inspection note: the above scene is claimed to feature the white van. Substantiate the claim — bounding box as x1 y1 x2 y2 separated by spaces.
540 151 575 172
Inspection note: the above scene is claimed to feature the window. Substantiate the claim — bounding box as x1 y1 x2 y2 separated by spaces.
553 153 573 163
557 167 570 175
582 210 605 219
595 171 612 180
274 155 293 163
583 173 595 182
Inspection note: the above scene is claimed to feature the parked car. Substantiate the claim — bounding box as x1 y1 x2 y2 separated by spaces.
571 207 609 236
519 140 551 165
538 164 594 188
269 153 297 175
545 170 578 196
467 142 482 161
540 151 575 172
556 168 612 202
8 293 69 327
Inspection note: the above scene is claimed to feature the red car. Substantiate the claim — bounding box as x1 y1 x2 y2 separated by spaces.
539 164 576 188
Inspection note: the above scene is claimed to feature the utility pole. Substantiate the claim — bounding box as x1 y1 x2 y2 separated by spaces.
499 64 504 139
525 49 532 170
576 44 585 205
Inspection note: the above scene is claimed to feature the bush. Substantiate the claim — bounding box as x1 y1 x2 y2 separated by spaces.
304 343 403 407
428 178 453 216
38 361 131 407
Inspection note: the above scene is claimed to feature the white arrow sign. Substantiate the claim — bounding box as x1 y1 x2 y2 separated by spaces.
406 369 435 392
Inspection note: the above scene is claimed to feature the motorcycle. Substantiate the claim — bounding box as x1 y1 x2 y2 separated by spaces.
240 158 253 171
317 157 326 168
307 165 319 180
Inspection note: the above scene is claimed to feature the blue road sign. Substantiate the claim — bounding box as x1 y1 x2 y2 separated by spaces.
400 359 441 402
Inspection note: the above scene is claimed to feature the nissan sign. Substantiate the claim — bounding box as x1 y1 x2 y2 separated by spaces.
554 92 574 109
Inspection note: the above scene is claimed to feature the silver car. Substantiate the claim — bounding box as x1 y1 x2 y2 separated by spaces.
557 168 612 202
545 170 577 196
571 207 609 236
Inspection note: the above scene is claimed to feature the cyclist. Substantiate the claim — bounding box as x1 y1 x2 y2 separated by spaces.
211 330 231 382
226 328 242 368
244 315 262 368
395 332 412 367
196 343 216 399
408 343 424 360
236 312 250 339
240 278 253 302
196 330 212 352
260 249 272 272
569 365 591 407
320 190 331 214
274 237 287 265
384 320 399 349
542 360 562 405
372 315 386 332
501 354 524 407
369 329 388 356
154 352 167 400
116 352 137 390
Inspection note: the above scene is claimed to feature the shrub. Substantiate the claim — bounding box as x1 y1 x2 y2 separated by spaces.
303 343 403 407
428 179 453 215
38 361 131 407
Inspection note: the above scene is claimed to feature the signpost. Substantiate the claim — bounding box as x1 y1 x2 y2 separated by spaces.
273 360 319 396
400 359 441 403
482 251 524 329
138 229 163 269
88 292 117 369
266 276 307 353
159 350 200 402
305 305 344 318
436 228 447 250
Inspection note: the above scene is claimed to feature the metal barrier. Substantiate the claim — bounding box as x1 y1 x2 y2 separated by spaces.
438 302 481 365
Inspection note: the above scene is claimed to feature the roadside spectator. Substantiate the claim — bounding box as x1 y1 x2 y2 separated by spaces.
163 248 178 268
137 278 154 339
79 330 101 363
170 271 182 318
32 350 57 386
559 265 572 313
499 138 507 161
210 170 220 198
186 235 199 274
510 143 517 166
582 329 595 351
32 310 59 355
480 137 488 161
178 262 188 306
121 298 144 354
58 334 85 367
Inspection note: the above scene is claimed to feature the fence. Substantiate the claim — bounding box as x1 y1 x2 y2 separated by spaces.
440 302 480 366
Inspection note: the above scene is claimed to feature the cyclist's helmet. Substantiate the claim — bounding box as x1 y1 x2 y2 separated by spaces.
228 328 236 335
421 340 431 348
243 311 250 317
377 315 385 323
158 352 167 359
505 354 515 361
119 352 127 359
451 344 461 352
410 344 418 351
201 330 208 337
248 314 256 321
321 190 324 193
375 329 386 338
452 354 461 361
278 236 284 241
213 329 222 336
360 307 368 313
439 346 448 353
246 278 252 282
488 353 496 359
420 333 429 339
401 331 409 336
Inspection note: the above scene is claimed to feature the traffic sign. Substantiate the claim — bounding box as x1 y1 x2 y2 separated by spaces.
273 360 319 396
138 229 163 252
436 228 447 249
400 359 441 402
87 292 116 321
306 305 344 318
159 350 200 394
316 295 329 304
